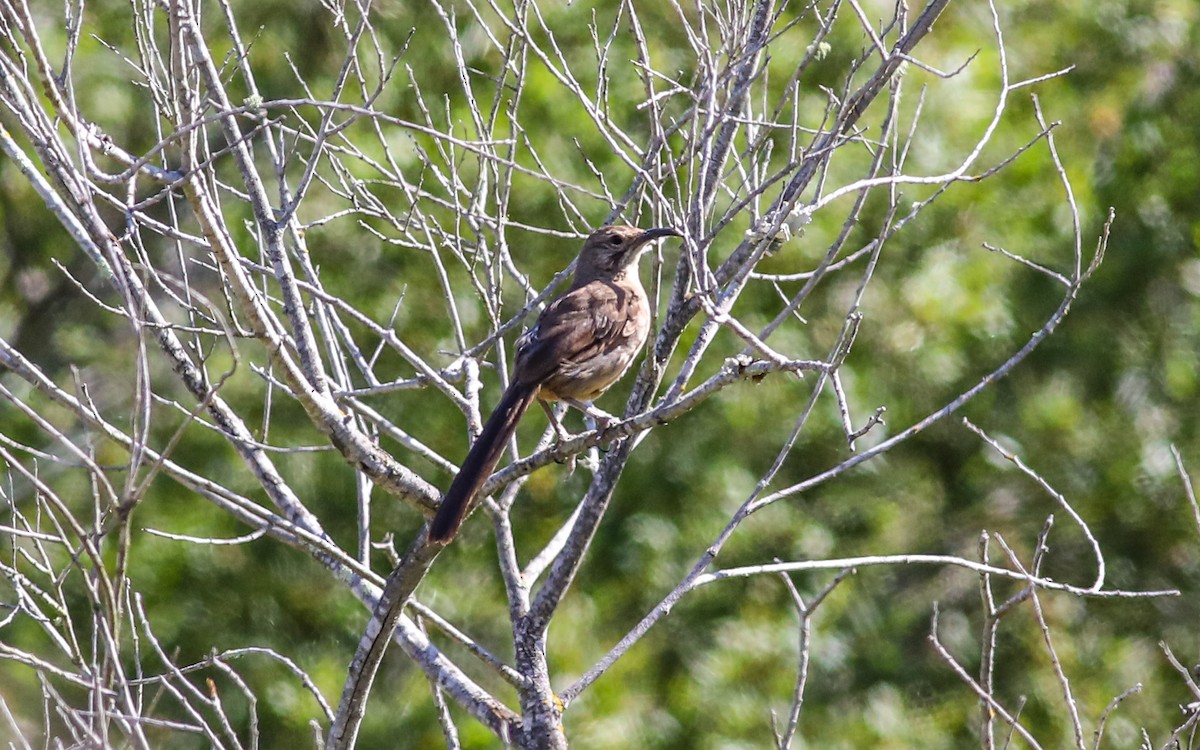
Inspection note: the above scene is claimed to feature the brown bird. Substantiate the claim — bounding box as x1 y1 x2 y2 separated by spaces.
428 225 682 543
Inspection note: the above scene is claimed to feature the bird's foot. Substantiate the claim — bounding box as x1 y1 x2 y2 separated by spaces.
560 451 578 475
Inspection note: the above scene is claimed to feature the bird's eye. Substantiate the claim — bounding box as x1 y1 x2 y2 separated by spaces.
608 235 622 246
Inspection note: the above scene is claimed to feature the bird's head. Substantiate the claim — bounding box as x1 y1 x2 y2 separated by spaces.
575 225 682 281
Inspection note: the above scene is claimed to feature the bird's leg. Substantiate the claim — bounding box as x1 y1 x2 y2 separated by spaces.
562 399 613 468
539 400 573 441
562 398 616 432
539 400 578 473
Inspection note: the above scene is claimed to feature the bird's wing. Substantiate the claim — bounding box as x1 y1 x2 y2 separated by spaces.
513 280 635 387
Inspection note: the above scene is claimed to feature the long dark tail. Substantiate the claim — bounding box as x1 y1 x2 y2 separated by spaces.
429 382 538 542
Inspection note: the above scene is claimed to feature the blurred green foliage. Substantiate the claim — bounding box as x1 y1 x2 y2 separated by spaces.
2 0 1199 747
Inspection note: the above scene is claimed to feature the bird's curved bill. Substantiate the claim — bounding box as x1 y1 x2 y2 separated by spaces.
636 227 683 245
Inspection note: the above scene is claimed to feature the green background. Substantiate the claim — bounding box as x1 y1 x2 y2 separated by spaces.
1 0 1198 747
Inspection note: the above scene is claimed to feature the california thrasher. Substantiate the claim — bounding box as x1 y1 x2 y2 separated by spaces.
428 225 682 543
